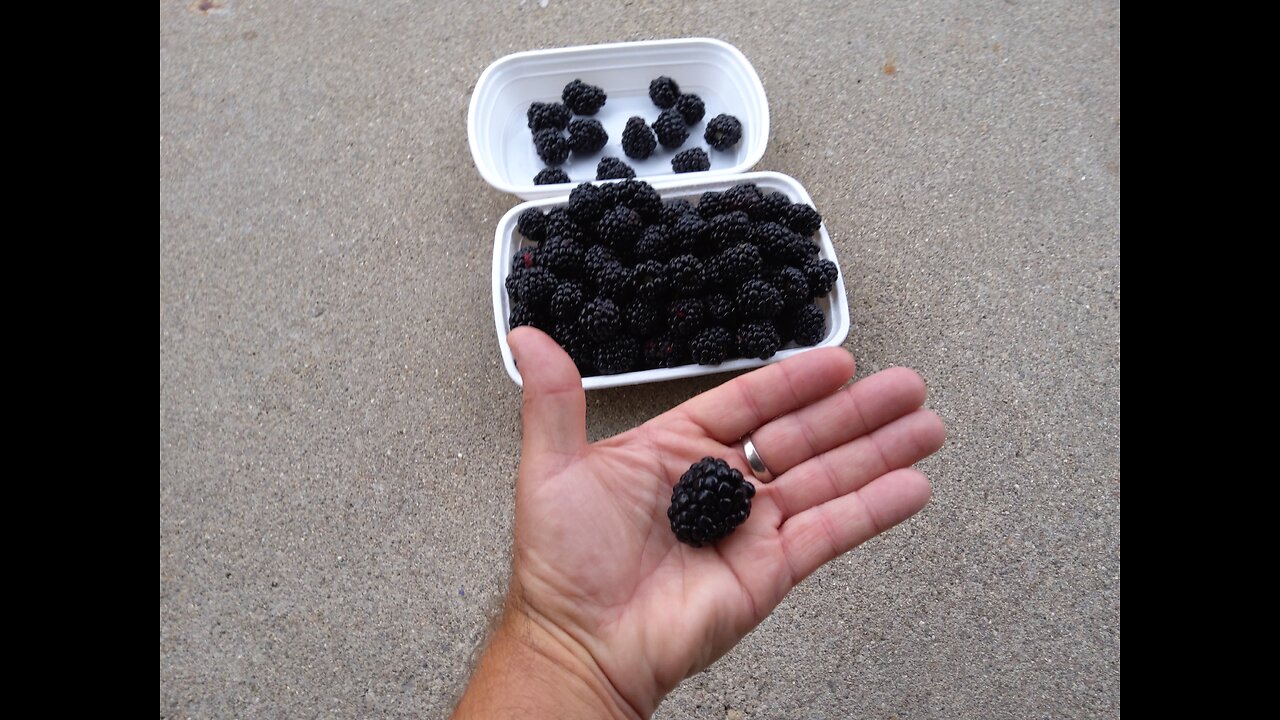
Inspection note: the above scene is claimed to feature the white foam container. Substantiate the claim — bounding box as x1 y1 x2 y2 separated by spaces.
468 38 769 200
492 172 851 390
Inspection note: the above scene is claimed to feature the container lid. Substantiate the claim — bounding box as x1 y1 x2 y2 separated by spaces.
468 38 769 200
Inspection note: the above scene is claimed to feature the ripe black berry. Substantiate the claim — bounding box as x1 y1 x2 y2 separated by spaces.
596 205 643 252
648 76 681 109
663 254 706 297
672 148 710 173
533 167 570 185
594 336 640 375
783 304 826 346
538 236 584 278
596 156 636 180
675 94 705 124
579 298 621 342
527 101 570 131
644 333 688 369
622 116 657 160
708 210 751 250
533 129 569 165
690 326 734 365
668 297 707 338
567 118 609 155
667 457 755 547
782 203 823 236
516 208 547 242
736 279 783 320
567 183 607 224
736 321 782 359
562 79 607 115
704 114 743 151
549 280 586 321
654 108 690 149
803 257 840 296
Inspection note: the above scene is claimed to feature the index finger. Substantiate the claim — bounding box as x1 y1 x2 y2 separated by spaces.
669 348 856 443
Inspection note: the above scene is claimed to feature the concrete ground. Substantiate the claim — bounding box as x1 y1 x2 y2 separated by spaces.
160 1 1119 717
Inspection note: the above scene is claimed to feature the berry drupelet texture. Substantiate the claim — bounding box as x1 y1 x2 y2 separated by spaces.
690 325 734 365
533 167 570 185
697 190 729 219
544 208 586 244
538 237 584 278
644 333 688 369
667 457 755 547
662 199 695 225
704 114 743 151
668 297 707 338
784 304 826 346
567 118 609 155
622 116 658 160
516 208 547 242
771 265 811 309
579 297 622 342
803 257 840 296
736 320 782 360
596 205 644 252
675 93 706 124
549 281 586 321
533 129 570 165
648 76 681 109
654 108 690 149
527 101 570 131
635 224 674 263
596 157 636 180
672 148 710 173
561 79 607 115
782 203 823 236
594 336 641 375
567 183 608 225
664 254 706 297
708 211 752 250
736 279 783 320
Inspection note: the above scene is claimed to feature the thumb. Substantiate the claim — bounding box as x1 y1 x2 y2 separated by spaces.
508 327 588 463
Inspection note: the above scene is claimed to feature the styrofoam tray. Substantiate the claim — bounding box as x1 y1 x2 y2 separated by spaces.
469 38 769 200
492 171 851 390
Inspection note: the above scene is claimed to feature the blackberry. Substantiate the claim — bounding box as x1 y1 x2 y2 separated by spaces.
663 254 706 297
596 156 636 181
561 79 607 115
690 325 734 365
803 257 839 296
510 246 539 276
715 243 764 286
782 203 823 236
594 336 640 375
527 101 570 131
517 267 559 309
708 211 751 250
552 322 596 374
567 183 608 225
550 280 586 321
579 298 622 342
504 272 522 301
632 259 670 304
667 457 755 547
635 224 674 263
746 222 793 263
643 333 689 369
671 213 709 255
589 261 635 302
786 235 820 266
703 292 736 325
648 76 681 109
567 118 608 155
625 300 665 337
516 208 547 242
675 93 705 124
661 199 695 225
533 129 569 165
722 183 763 216
509 302 544 330
704 114 743 151
672 148 710 173
697 190 728 219
613 180 664 222
621 116 657 160
544 208 586 244
596 206 643 252
783 304 826 346
584 244 619 276
668 298 707 338
538 236 585 278
736 279 783 320
753 191 792 222
736 321 782 360
654 108 690 149
771 266 811 309
534 167 570 185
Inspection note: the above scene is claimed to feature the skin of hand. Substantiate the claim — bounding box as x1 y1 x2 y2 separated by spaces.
452 327 946 719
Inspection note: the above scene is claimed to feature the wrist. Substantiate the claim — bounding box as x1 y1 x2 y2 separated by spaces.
453 591 645 720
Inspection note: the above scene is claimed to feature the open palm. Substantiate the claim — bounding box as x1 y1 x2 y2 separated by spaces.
507 327 945 717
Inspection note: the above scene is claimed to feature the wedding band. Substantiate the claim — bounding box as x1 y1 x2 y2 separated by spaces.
743 436 774 483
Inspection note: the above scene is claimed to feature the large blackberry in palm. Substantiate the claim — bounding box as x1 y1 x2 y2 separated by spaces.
667 457 756 547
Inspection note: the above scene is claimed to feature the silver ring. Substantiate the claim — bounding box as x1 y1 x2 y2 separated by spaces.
743 436 775 483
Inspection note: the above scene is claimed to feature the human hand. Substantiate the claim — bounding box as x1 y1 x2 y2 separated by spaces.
454 327 945 719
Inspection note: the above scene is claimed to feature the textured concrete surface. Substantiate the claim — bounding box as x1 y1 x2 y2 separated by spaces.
160 1 1120 717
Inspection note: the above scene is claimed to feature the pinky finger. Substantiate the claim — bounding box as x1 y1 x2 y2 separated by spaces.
779 468 932 584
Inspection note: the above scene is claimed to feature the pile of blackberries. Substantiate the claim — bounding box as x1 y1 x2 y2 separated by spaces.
506 180 839 377
528 76 742 184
